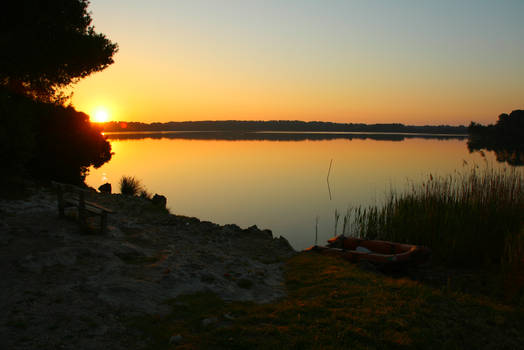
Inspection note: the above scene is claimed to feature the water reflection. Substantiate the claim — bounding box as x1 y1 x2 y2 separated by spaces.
87 135 507 250
468 141 524 166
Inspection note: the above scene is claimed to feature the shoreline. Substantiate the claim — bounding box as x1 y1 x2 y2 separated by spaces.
0 184 295 349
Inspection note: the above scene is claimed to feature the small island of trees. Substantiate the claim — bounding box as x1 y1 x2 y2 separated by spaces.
468 110 524 166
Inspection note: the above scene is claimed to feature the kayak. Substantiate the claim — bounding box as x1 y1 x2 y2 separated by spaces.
307 236 431 266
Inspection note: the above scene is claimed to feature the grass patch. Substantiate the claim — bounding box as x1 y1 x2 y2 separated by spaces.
346 165 523 269
129 253 523 349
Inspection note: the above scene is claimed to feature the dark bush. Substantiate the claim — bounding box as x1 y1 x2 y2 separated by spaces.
119 176 144 196
0 88 112 184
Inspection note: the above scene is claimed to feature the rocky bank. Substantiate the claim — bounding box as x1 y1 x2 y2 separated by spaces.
0 184 295 349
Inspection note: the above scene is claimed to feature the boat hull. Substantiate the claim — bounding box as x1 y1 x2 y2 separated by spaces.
307 236 431 267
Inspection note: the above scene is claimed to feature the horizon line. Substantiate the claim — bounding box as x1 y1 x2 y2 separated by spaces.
98 119 469 128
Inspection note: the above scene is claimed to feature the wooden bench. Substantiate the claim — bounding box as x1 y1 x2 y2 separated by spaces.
52 181 114 233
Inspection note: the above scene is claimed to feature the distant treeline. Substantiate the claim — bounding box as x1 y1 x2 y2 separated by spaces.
104 131 466 142
468 110 524 166
102 120 467 135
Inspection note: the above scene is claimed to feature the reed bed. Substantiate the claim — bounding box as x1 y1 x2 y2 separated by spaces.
346 165 523 268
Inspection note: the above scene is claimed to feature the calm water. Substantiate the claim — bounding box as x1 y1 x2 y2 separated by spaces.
86 133 506 250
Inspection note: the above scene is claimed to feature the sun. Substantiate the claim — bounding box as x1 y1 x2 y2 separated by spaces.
92 107 110 123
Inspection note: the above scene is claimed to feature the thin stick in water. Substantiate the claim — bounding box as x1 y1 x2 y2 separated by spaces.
334 209 340 236
327 159 333 200
315 216 319 246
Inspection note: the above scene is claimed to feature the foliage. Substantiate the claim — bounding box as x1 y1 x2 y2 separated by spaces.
0 87 112 183
469 110 524 142
346 165 523 268
0 89 37 172
129 254 524 349
139 189 153 200
0 1 115 183
468 110 524 166
102 120 467 134
119 176 144 196
1 0 118 101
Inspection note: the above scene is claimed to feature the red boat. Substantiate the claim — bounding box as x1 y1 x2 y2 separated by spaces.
307 236 431 266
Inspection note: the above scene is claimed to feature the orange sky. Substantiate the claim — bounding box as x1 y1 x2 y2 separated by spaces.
72 1 524 126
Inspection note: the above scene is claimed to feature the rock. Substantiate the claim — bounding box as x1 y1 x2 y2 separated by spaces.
201 317 218 327
262 229 273 238
151 194 167 208
169 334 183 344
276 236 293 250
224 224 241 232
98 183 112 194
200 273 215 283
113 242 147 262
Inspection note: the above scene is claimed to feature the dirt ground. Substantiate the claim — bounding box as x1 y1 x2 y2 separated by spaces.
0 185 295 349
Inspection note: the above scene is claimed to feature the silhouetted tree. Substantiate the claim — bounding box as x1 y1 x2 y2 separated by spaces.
1 1 116 183
101 120 467 134
0 87 112 183
1 0 118 101
468 110 524 166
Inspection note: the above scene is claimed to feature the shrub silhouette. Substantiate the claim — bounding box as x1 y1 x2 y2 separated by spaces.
139 189 152 200
1 87 112 184
119 176 144 196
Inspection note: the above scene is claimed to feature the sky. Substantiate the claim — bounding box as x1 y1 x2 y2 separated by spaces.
72 0 524 125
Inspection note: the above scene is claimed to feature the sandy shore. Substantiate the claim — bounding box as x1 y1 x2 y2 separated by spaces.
0 184 295 349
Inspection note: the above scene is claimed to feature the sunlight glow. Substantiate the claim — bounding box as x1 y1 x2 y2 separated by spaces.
92 107 110 123
72 1 524 125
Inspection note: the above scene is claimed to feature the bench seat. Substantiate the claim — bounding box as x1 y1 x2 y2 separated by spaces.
53 181 114 233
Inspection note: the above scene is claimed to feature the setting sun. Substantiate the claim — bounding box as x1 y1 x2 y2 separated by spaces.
92 107 110 123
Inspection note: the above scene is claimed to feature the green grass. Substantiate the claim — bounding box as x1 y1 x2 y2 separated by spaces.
346 165 523 269
128 253 524 350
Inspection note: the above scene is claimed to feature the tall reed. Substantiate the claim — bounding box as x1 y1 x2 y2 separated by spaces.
346 165 523 268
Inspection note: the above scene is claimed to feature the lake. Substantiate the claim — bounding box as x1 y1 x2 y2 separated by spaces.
86 132 510 250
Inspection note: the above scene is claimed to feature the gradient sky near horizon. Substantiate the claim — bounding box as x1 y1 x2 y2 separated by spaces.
72 0 524 125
